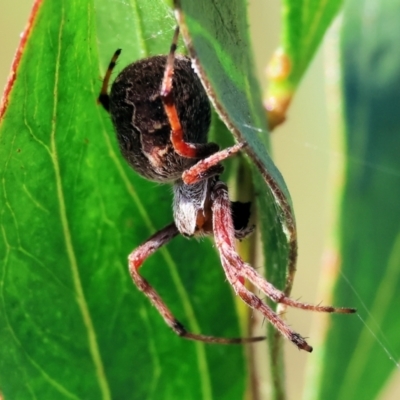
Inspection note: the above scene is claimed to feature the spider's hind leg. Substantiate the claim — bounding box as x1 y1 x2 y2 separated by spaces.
211 180 355 351
98 49 122 112
211 180 313 352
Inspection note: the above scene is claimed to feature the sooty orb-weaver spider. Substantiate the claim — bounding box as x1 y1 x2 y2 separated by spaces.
98 27 355 352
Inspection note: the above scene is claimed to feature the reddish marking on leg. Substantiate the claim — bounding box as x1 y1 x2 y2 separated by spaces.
159 26 220 160
183 164 223 185
162 94 218 159
183 142 245 185
211 182 236 248
159 26 198 158
162 96 199 158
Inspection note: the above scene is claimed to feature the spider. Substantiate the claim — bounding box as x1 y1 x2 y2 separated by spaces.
98 27 355 352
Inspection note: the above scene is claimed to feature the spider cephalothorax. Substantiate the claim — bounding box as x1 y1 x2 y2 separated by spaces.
98 27 355 352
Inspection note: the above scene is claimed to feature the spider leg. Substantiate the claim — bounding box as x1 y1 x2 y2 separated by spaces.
221 251 313 351
232 257 356 314
182 142 247 185
211 180 314 352
98 49 122 111
211 181 356 350
129 222 264 344
160 27 219 159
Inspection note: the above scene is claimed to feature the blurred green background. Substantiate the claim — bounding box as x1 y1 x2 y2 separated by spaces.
1 0 398 399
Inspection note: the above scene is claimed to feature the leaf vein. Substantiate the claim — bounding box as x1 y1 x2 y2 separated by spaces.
49 5 111 400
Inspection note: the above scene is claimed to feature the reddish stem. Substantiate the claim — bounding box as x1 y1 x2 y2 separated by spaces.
0 0 43 120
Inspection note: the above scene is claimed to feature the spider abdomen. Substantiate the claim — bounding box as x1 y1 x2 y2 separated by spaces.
109 55 211 182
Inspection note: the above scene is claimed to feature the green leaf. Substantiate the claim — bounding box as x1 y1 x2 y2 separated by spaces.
0 0 249 398
175 0 299 397
305 0 400 398
281 0 343 86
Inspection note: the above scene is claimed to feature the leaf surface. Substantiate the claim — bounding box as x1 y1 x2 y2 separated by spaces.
0 0 248 398
175 0 294 298
175 1 300 396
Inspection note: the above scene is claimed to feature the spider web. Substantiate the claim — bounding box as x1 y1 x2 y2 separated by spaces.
247 4 400 397
237 120 400 399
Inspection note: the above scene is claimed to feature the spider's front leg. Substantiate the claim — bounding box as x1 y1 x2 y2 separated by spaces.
182 142 247 185
98 49 122 111
160 26 249 185
160 27 220 160
129 222 264 344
